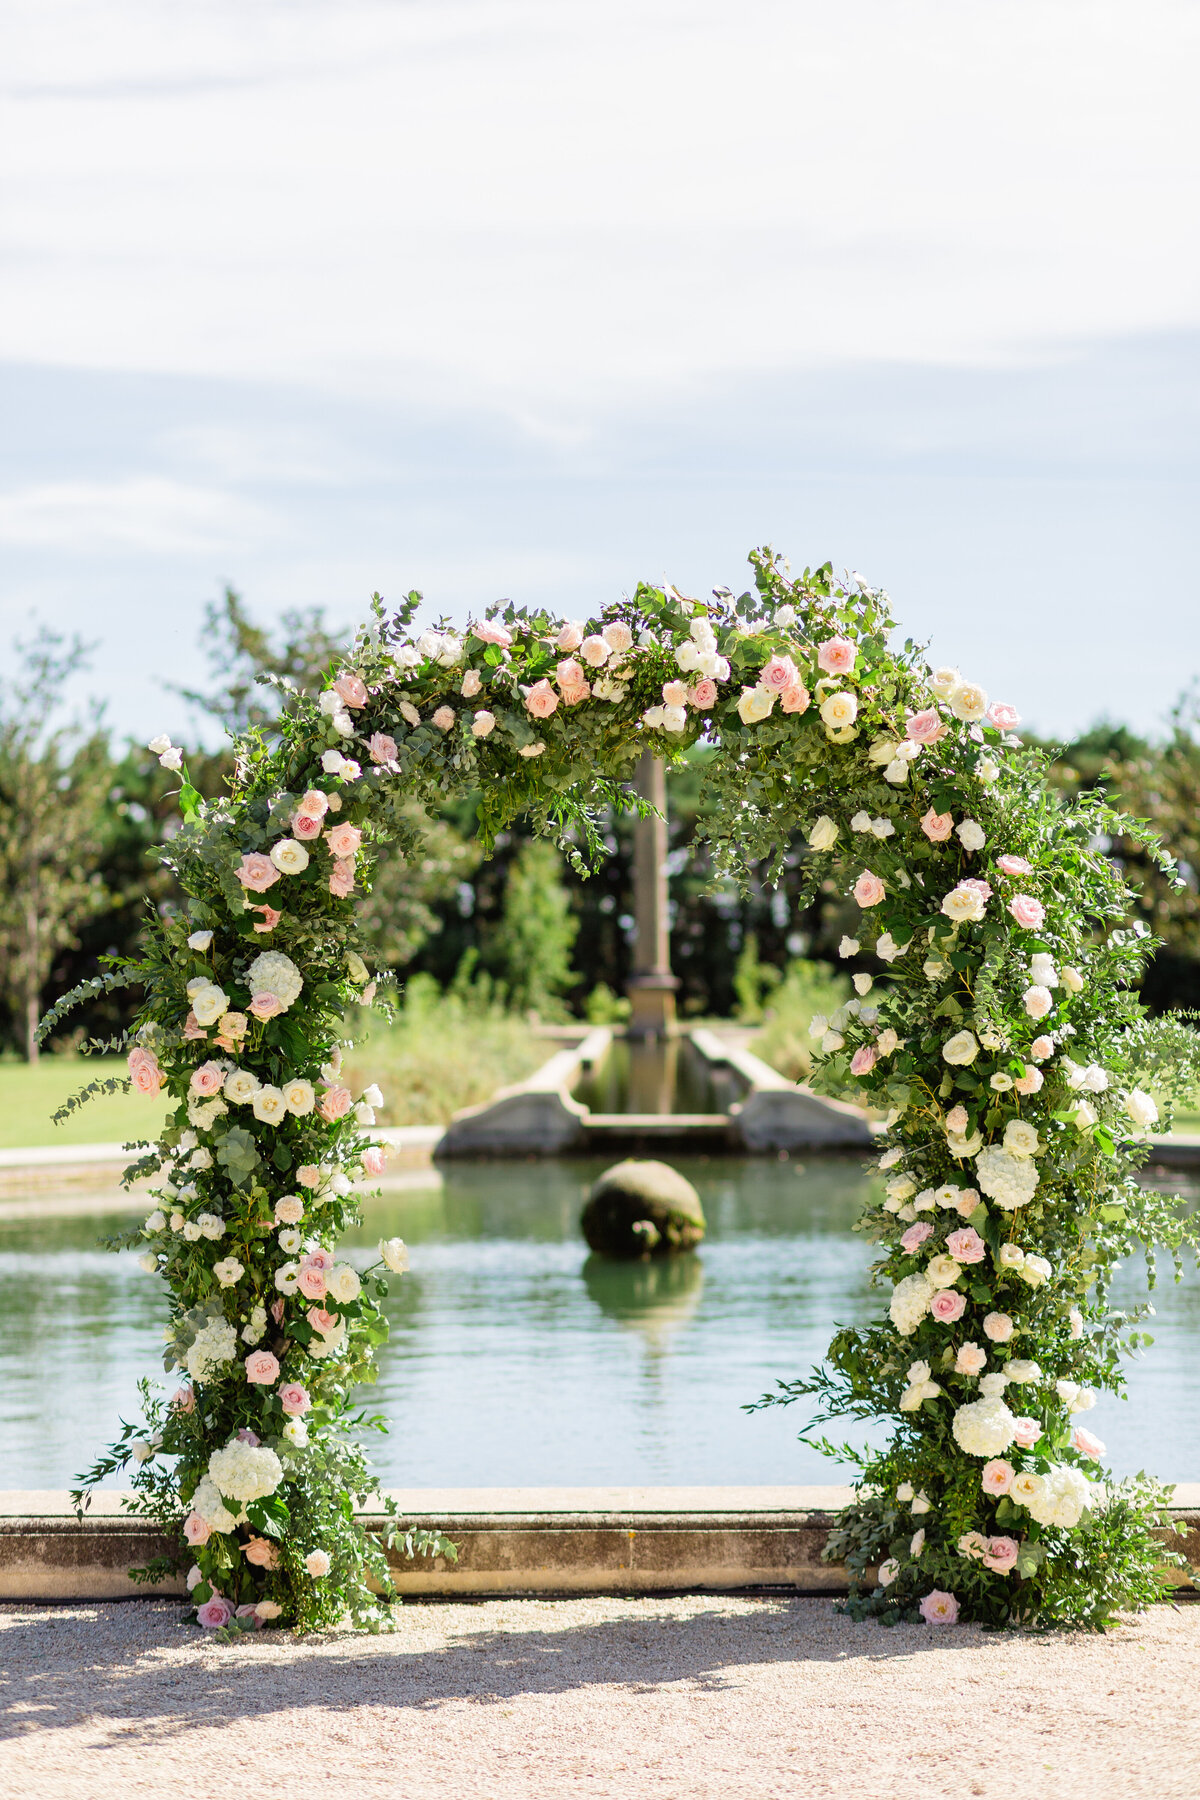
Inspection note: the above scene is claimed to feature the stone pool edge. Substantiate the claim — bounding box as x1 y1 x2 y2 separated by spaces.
3 1487 1199 1602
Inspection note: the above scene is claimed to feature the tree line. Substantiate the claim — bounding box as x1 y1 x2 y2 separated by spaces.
3 591 1198 1058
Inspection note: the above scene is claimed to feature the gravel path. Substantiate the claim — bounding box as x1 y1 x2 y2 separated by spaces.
2 1595 1198 1800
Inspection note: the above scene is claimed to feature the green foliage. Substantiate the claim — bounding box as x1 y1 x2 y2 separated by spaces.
753 958 852 1083
483 838 580 1018
732 932 781 1023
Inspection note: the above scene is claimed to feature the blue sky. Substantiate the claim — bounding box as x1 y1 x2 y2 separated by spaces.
3 0 1198 745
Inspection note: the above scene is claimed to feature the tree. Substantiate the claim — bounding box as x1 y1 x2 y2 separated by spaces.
484 838 580 1017
172 586 349 737
0 634 114 1060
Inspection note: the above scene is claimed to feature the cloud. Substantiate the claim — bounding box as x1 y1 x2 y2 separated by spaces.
0 477 271 553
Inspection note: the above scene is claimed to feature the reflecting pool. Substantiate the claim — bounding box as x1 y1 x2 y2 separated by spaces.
1 1157 1195 1488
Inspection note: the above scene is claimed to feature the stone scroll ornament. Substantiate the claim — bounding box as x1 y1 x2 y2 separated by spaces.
44 548 1200 1633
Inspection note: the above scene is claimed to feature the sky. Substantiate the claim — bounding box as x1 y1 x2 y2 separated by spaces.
3 0 1198 746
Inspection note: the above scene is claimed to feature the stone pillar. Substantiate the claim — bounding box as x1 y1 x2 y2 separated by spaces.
626 752 678 1037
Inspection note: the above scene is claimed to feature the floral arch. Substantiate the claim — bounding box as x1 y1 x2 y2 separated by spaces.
49 547 1199 1633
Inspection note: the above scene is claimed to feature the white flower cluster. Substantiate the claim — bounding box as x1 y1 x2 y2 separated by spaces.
184 1315 238 1380
1019 1464 1093 1529
208 1439 285 1504
889 1272 933 1336
975 1146 1039 1210
191 1474 239 1533
951 1397 1017 1457
245 951 304 1009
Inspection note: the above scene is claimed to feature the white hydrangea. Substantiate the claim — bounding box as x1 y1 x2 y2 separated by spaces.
1023 1463 1093 1529
208 1439 285 1504
245 951 304 1010
184 1316 239 1380
975 1146 1039 1210
890 1272 934 1336
190 1474 239 1533
951 1397 1017 1458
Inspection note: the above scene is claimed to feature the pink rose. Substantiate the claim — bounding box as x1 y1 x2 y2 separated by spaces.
906 708 948 744
559 681 590 706
1012 1416 1043 1448
278 1382 311 1416
601 621 633 654
318 1084 353 1122
1013 1065 1044 1095
128 1052 165 1094
918 1590 960 1626
249 991 284 1021
432 706 456 732
368 732 398 765
816 636 856 675
524 679 559 719
556 658 586 691
900 1221 934 1253
986 702 1020 731
997 855 1033 877
689 678 718 710
333 674 368 709
297 1266 328 1300
302 1248 335 1270
850 1045 877 1076
981 1459 1015 1495
362 1145 386 1175
945 1104 969 1134
329 859 355 898
946 1227 986 1265
297 1165 322 1188
1071 1426 1105 1461
245 1350 281 1385
853 871 886 908
982 1535 1019 1573
251 904 282 933
471 620 513 648
172 1385 196 1414
961 877 992 901
779 683 810 715
235 1603 264 1627
189 1061 224 1098
183 1012 207 1039
196 1594 233 1629
759 654 801 693
307 1306 339 1335
324 822 362 859
930 1289 966 1323
1009 894 1046 929
556 621 584 651
236 854 281 894
270 1297 286 1325
183 1511 211 1546
581 635 610 668
1029 1035 1054 1062
921 808 953 842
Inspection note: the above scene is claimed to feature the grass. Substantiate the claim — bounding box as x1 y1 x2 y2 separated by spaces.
0 1057 169 1150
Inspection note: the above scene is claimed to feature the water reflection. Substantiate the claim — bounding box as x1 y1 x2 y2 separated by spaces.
0 1157 1196 1489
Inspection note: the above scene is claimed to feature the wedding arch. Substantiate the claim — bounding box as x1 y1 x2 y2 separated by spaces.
46 547 1200 1633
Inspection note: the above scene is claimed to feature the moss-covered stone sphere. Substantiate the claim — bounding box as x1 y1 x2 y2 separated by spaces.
580 1159 706 1258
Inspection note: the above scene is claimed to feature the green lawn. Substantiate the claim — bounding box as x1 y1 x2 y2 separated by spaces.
0 1058 169 1150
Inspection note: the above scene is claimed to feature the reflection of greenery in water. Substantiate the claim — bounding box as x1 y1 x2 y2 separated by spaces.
581 1251 705 1349
2 1159 1198 1486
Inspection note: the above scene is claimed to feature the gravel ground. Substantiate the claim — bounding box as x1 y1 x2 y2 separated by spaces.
2 1594 1199 1800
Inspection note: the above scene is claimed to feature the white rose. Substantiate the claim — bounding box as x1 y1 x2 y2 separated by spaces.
325 1263 362 1303
187 930 214 951
138 1252 159 1274
1125 1089 1159 1131
147 733 172 755
737 685 776 725
1002 1119 1041 1159
929 666 960 698
144 1210 166 1233
821 1030 845 1053
876 1028 899 1056
956 819 986 852
283 1079 316 1115
951 683 989 722
252 1085 288 1126
197 1213 225 1240
1061 965 1085 993
896 1481 915 1502
1023 985 1053 1020
850 811 872 833
661 705 688 732
223 1069 261 1106
942 1030 979 1066
941 883 988 924
1018 1253 1052 1287
875 932 907 962
839 935 861 957
1005 1358 1041 1384
379 1237 410 1273
926 1254 962 1288
674 639 701 672
998 1243 1026 1268
868 738 900 765
1073 1100 1098 1130
819 691 858 730
808 816 839 853
270 838 310 875
883 759 909 785
1030 953 1058 988
212 1257 244 1287
1079 1065 1109 1094
977 756 1000 784
191 984 229 1027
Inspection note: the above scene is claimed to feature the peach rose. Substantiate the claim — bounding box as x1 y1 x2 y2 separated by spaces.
906 708 947 744
236 854 280 893
128 1051 165 1094
184 1512 211 1546
559 681 590 706
244 1536 279 1569
189 1061 225 1098
601 621 632 653
297 1266 328 1300
245 1350 281 1384
196 1594 233 1629
334 674 368 709
460 669 482 698
307 1306 339 1335
1029 1036 1054 1062
816 636 856 675
471 619 513 647
1012 1416 1043 1448
997 855 1032 877
275 1196 304 1224
368 732 398 764
325 822 362 859
296 1165 322 1188
1071 1425 1105 1460
329 859 355 898
278 1382 311 1416
981 1459 1015 1495
1009 894 1046 929
853 871 886 907
318 1084 353 1122
918 1590 959 1625
779 683 810 714
983 1312 1014 1342
524 679 559 718
1013 1065 1044 1096
172 1385 196 1414
921 807 954 842
555 658 586 690
251 904 282 934
556 621 584 651
432 706 456 732
759 654 800 692
930 1289 966 1323
249 991 284 1021
183 1012 206 1039
580 634 610 667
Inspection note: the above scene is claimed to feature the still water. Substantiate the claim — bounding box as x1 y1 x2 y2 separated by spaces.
1 1157 1196 1489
